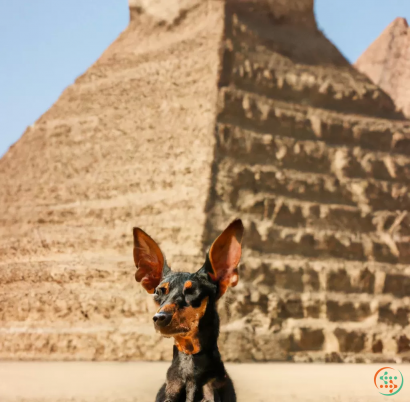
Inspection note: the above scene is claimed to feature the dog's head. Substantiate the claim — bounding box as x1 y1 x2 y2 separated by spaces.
132 219 244 343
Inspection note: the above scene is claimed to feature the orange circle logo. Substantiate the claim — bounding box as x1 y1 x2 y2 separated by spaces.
374 367 404 396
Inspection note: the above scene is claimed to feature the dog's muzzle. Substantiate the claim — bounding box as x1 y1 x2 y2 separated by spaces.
153 312 172 328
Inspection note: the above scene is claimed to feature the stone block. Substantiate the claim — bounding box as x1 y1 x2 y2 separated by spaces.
383 274 410 297
278 298 304 319
327 269 352 293
372 340 383 353
373 242 398 264
292 328 325 351
397 335 410 353
274 266 304 292
325 352 343 362
247 223 366 261
378 304 409 327
334 329 365 353
356 268 375 294
326 301 371 322
304 301 321 318
274 203 306 228
303 268 320 292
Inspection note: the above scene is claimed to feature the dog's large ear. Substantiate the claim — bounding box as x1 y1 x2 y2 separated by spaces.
205 219 244 299
133 228 169 294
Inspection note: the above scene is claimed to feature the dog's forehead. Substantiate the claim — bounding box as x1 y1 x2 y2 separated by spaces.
161 272 192 289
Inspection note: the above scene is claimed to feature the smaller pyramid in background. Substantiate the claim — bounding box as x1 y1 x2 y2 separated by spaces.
356 17 410 118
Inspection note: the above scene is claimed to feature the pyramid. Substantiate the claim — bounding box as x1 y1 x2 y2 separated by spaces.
356 17 410 118
1 0 410 363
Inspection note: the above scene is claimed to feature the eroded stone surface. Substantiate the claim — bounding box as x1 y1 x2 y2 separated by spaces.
1 0 410 363
0 0 224 361
204 0 410 363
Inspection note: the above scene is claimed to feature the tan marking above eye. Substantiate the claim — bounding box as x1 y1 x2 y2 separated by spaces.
183 280 193 290
158 282 169 295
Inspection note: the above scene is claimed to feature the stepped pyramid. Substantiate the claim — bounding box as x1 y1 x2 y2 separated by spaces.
1 0 410 362
356 17 410 118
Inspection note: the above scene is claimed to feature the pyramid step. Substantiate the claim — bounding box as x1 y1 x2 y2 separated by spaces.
241 255 384 295
236 195 376 234
243 250 409 278
217 88 410 156
0 262 130 286
0 328 171 360
245 219 408 265
0 287 150 324
222 9 402 119
231 53 400 119
217 123 410 184
215 159 410 212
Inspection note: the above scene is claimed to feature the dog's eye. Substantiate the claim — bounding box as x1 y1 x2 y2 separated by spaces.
183 286 194 295
189 297 202 308
154 283 169 298
153 288 162 303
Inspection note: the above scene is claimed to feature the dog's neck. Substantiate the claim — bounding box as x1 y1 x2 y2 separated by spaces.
164 299 230 402
173 302 220 356
174 333 203 355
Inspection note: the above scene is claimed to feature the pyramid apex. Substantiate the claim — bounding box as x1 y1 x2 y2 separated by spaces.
392 16 408 27
128 0 201 23
128 0 316 28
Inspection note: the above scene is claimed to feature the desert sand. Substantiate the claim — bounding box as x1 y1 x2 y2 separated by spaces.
0 362 409 401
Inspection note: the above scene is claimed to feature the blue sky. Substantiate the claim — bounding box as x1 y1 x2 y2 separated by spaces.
1 0 410 157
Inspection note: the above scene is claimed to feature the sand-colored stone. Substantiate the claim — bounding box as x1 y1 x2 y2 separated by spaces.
1 0 410 363
356 17 410 118
0 0 225 361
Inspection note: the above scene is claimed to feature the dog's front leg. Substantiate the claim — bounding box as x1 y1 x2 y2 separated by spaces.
185 380 197 402
163 379 184 402
201 382 217 402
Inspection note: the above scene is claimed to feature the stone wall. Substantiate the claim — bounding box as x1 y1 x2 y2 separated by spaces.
1 0 410 362
207 1 410 363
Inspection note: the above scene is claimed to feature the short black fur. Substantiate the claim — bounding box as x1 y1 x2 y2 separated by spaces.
154 265 236 402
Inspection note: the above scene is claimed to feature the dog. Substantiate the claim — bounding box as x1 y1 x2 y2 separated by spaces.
133 219 244 402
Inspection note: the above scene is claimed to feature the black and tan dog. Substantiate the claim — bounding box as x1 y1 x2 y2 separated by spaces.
133 219 244 402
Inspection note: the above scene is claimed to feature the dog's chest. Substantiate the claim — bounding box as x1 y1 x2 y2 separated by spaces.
176 355 216 401
178 353 195 381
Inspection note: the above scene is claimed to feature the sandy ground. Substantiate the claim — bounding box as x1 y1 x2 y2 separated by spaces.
0 362 409 401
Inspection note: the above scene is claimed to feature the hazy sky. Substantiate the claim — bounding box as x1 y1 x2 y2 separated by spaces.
1 0 410 157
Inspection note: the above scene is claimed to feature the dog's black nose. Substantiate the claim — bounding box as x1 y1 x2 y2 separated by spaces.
153 312 172 328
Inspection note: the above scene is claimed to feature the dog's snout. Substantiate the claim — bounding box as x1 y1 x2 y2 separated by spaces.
153 312 172 328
